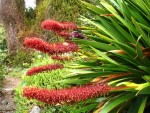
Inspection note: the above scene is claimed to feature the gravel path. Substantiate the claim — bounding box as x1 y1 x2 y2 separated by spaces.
0 76 21 113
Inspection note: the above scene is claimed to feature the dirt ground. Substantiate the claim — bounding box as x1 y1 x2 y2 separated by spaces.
0 76 21 113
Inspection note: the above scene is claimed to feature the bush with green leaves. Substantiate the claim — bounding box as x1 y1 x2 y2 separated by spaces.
61 0 150 112
0 25 7 80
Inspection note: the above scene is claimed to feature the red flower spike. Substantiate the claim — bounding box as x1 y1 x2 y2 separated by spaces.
26 64 64 76
41 19 77 31
24 37 79 55
48 42 78 55
51 55 71 61
23 83 111 105
41 19 63 31
24 37 51 54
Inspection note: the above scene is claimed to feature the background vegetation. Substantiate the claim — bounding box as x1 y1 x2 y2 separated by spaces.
0 25 7 83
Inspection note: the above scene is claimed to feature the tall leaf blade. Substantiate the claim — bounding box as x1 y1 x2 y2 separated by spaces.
127 95 148 113
81 0 107 14
100 92 136 113
91 46 119 65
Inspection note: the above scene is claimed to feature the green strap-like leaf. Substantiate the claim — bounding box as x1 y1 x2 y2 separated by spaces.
138 96 148 113
101 1 139 37
127 95 148 113
97 16 128 43
113 41 137 58
80 0 107 14
110 18 136 43
125 0 150 20
132 18 150 46
100 92 136 113
138 23 150 32
74 39 117 51
80 16 114 39
138 66 150 74
91 46 119 65
137 86 150 95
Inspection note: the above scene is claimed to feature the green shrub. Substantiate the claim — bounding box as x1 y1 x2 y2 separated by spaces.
0 25 7 81
64 0 150 112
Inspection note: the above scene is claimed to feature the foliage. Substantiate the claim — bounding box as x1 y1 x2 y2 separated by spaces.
18 0 51 42
25 8 36 27
15 52 79 113
0 25 6 50
15 16 88 112
22 53 70 89
48 0 84 22
20 0 84 42
29 0 51 37
3 48 34 68
15 0 150 112
0 25 7 81
35 0 85 42
62 0 150 112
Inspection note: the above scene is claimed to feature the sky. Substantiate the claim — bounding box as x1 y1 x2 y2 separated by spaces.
25 0 36 9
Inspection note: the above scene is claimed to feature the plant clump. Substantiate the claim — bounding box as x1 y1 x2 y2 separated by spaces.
22 18 114 111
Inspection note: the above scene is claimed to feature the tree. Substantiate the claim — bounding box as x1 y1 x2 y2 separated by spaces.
36 0 42 5
0 0 25 55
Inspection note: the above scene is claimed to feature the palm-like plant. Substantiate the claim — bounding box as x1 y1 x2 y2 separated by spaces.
62 0 150 112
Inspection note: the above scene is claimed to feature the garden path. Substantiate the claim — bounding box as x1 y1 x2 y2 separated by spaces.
0 76 21 113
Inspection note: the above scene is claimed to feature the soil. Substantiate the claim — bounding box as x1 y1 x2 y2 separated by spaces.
0 76 21 113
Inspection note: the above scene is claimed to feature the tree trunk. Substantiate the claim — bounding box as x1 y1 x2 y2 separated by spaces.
36 0 42 5
3 22 17 55
14 0 25 31
0 0 25 55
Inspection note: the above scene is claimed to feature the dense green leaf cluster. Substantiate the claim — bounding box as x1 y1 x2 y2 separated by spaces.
64 0 150 112
0 25 7 81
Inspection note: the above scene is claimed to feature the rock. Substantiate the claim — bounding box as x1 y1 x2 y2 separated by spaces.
1 88 14 95
30 106 40 113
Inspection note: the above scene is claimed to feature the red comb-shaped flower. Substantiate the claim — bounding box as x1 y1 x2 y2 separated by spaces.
49 42 78 54
24 37 78 54
23 83 111 105
26 64 64 76
24 37 51 54
41 19 77 31
41 19 63 31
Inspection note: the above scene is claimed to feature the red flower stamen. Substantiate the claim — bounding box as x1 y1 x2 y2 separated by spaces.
23 83 111 105
26 64 64 76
